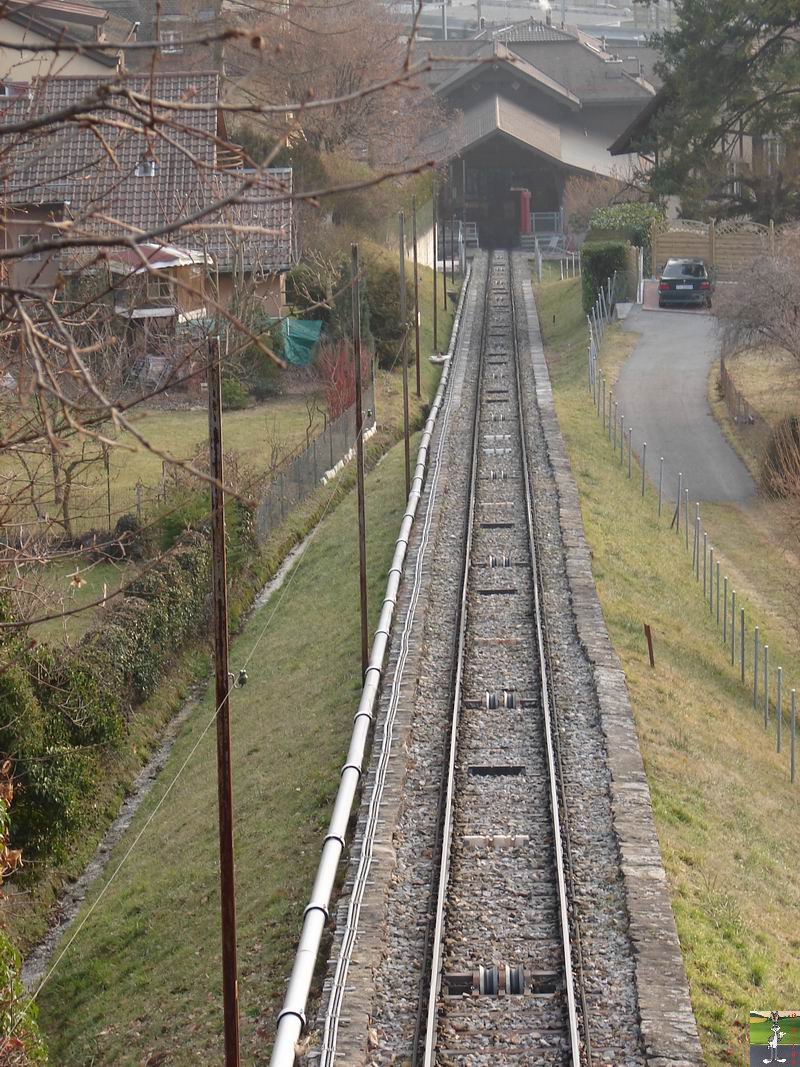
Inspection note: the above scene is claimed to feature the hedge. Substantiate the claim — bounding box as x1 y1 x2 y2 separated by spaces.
581 241 631 314
588 202 664 274
0 528 213 862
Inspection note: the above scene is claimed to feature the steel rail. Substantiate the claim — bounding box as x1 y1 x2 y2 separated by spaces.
419 252 489 1067
317 261 477 1064
508 254 583 1066
269 266 473 1067
418 252 584 1067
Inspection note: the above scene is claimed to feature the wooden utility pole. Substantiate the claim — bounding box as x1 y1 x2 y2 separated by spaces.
412 196 421 398
441 198 447 312
398 211 411 498
351 244 369 678
432 194 438 352
207 338 241 1067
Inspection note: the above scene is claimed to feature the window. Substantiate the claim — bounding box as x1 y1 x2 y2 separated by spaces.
159 30 182 54
18 234 40 260
134 158 156 177
146 275 172 301
764 135 786 176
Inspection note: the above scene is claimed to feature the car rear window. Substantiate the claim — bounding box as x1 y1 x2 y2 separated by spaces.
663 262 707 279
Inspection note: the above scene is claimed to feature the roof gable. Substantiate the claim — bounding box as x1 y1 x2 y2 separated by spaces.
435 40 581 110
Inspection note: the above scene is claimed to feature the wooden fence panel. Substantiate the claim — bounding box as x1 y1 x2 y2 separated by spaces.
652 220 774 280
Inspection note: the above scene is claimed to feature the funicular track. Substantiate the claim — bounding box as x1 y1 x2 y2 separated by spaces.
279 249 701 1067
413 251 590 1066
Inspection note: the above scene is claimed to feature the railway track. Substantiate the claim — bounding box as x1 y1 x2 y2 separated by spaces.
411 251 589 1065
279 249 701 1067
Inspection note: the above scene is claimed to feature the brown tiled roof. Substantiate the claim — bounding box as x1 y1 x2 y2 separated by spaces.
0 72 293 271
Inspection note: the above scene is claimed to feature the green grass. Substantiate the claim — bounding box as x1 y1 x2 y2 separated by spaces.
536 274 800 1066
36 433 418 1064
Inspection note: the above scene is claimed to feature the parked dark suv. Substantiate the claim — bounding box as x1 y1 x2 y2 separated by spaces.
657 258 713 309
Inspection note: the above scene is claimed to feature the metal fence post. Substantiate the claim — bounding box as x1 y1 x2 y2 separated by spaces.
753 626 759 708
731 590 736 665
628 427 633 477
676 472 682 535
763 644 769 729
658 457 663 515
685 489 690 551
792 689 797 783
703 532 707 592
619 414 624 464
716 561 720 623
723 577 728 641
777 668 782 752
641 442 646 495
613 401 618 449
740 608 745 683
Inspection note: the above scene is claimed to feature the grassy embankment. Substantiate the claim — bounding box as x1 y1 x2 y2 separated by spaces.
32 265 456 1063
537 276 800 1066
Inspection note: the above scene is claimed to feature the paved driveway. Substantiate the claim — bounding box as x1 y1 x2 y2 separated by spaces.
615 307 755 504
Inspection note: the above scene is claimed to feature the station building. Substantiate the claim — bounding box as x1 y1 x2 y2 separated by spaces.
418 18 660 247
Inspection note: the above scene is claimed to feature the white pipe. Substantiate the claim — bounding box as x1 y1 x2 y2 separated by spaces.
270 266 473 1067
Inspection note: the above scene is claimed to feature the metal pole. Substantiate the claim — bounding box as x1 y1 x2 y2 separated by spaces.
352 244 369 679
763 644 769 729
723 577 728 642
207 338 241 1067
399 212 411 499
753 626 759 708
628 427 632 477
792 690 797 784
702 532 707 593
613 401 617 449
740 608 745 683
676 472 682 534
777 667 782 752
602 380 606 428
708 545 713 608
432 195 438 351
685 488 689 551
716 561 720 623
412 196 421 399
619 414 624 464
731 591 736 665
450 214 455 283
641 441 646 496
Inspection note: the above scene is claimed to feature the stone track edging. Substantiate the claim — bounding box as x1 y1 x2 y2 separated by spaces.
515 254 704 1067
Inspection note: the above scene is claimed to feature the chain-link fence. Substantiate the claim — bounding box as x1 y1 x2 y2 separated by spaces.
254 382 375 544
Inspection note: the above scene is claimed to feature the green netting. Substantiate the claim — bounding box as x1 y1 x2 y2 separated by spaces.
282 317 323 366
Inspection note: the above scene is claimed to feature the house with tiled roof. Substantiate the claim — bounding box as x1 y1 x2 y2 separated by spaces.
0 71 293 328
0 0 129 81
415 17 657 246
